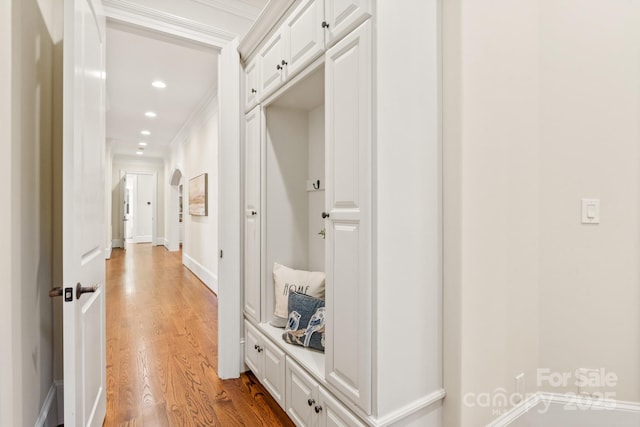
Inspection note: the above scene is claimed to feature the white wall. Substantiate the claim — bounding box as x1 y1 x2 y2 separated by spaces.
181 101 219 293
537 1 640 401
111 156 165 246
307 105 325 272
165 94 219 292
443 0 640 425
1 0 61 425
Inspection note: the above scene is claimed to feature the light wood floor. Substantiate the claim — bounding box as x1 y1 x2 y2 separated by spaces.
104 244 294 426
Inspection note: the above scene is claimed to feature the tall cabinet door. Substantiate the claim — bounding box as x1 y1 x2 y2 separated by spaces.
244 107 261 322
324 20 371 414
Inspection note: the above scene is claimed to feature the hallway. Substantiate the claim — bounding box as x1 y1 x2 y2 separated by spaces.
104 244 293 426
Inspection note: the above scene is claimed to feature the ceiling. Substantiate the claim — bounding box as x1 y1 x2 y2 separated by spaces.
106 0 269 160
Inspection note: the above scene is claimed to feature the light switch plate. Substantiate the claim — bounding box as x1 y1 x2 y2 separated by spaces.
581 199 600 224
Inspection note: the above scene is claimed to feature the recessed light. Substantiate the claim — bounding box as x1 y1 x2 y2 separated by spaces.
140 130 151 136
152 80 167 89
138 142 148 147
145 111 157 118
136 150 144 155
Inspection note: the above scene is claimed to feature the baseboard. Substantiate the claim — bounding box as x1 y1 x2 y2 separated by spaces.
369 389 446 427
134 235 152 244
183 252 218 294
487 392 640 427
56 380 64 426
487 393 541 427
112 238 123 248
155 236 165 246
35 382 59 427
163 238 169 248
104 244 112 259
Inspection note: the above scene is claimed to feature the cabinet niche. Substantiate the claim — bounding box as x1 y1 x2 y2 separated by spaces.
263 65 326 331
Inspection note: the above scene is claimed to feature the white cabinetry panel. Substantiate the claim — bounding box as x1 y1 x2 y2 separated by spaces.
262 338 286 408
244 57 259 112
324 19 371 414
324 0 371 47
286 358 319 427
244 321 263 378
285 0 325 78
244 108 261 322
259 30 286 97
318 387 367 427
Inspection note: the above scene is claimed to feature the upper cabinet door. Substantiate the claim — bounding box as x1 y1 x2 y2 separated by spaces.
259 29 286 99
244 57 259 112
324 0 371 48
244 107 262 322
284 0 325 78
324 20 372 414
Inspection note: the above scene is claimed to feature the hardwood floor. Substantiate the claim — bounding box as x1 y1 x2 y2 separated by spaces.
104 244 294 426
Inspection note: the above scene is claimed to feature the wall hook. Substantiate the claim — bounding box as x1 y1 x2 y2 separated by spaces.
312 179 320 190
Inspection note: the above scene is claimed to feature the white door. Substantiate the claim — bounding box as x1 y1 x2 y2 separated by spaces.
324 19 371 414
134 173 153 243
62 0 107 425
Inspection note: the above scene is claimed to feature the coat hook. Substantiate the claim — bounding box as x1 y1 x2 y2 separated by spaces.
312 180 320 190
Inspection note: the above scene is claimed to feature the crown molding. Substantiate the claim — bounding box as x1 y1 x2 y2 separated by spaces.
102 0 236 48
169 86 219 151
238 0 296 61
189 0 263 21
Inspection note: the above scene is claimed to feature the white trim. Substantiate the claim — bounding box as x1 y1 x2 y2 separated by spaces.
183 252 218 294
368 389 446 427
55 381 63 426
34 382 57 427
134 235 152 244
237 0 296 60
487 393 541 427
189 0 263 21
104 244 112 259
111 238 123 248
102 0 235 48
163 238 170 248
155 236 165 246
487 392 640 427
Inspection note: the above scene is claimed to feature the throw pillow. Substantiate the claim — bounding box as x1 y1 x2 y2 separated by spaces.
282 292 325 352
271 263 325 327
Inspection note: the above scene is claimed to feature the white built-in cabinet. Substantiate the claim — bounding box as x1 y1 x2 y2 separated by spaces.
244 58 259 112
244 107 261 322
245 321 286 408
286 357 367 427
324 19 371 413
241 1 443 426
257 0 371 102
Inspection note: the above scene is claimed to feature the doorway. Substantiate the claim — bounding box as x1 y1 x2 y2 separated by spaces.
120 170 157 247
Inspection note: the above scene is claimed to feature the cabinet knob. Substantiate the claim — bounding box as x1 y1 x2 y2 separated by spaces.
254 344 259 350
314 405 323 414
281 59 288 66
276 64 283 70
321 212 330 219
307 398 315 406
251 88 257 94
257 347 263 353
251 210 257 216
321 21 329 29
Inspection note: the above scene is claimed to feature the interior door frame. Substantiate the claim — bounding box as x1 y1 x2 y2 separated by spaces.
119 169 157 247
103 5 243 379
